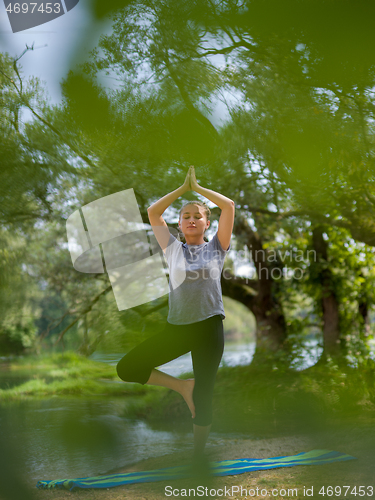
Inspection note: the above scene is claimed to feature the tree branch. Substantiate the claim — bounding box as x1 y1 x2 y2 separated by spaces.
164 53 219 137
0 46 98 170
53 285 113 346
132 297 169 316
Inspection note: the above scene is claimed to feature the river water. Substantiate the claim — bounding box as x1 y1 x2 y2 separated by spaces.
88 340 258 376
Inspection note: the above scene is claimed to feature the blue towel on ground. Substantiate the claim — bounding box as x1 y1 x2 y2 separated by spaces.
36 449 356 491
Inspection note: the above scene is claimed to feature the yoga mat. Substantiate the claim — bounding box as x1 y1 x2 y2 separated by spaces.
36 450 356 491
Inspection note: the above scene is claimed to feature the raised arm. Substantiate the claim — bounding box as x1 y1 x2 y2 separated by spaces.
190 166 235 251
147 167 192 251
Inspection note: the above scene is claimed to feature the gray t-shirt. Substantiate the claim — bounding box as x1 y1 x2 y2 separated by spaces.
163 232 230 325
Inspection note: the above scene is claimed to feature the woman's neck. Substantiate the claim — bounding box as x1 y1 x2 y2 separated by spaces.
185 235 205 246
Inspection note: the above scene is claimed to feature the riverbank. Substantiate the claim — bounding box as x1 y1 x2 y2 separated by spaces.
0 351 158 400
1 350 375 431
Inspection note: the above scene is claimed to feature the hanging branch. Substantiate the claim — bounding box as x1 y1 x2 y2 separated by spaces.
39 310 71 342
164 52 219 137
52 288 169 346
53 285 113 346
0 45 97 169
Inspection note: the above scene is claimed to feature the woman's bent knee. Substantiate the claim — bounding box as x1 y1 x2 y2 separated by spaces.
116 355 150 384
116 356 136 383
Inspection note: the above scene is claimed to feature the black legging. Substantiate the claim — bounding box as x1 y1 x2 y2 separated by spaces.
116 314 224 426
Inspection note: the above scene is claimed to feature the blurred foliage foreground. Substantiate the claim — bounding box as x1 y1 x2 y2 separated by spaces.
1 351 375 438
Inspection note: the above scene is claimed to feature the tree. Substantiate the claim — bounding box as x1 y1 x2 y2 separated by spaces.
3 0 375 363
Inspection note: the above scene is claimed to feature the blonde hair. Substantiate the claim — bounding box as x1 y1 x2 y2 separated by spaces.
179 201 211 222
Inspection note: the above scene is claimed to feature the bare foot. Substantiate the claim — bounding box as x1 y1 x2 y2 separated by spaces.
180 378 195 418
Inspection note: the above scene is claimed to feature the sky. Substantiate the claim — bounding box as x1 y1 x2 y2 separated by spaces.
0 0 111 103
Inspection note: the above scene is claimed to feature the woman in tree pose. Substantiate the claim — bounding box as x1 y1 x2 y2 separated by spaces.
116 166 235 469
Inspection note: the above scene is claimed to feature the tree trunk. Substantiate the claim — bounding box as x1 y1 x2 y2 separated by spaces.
311 227 340 355
78 313 91 356
358 273 371 338
322 293 340 353
221 215 287 360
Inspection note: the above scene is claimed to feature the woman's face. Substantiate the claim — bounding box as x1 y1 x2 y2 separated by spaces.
178 204 210 236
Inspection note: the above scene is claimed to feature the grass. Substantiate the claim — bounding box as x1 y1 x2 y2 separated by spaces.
0 350 158 400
